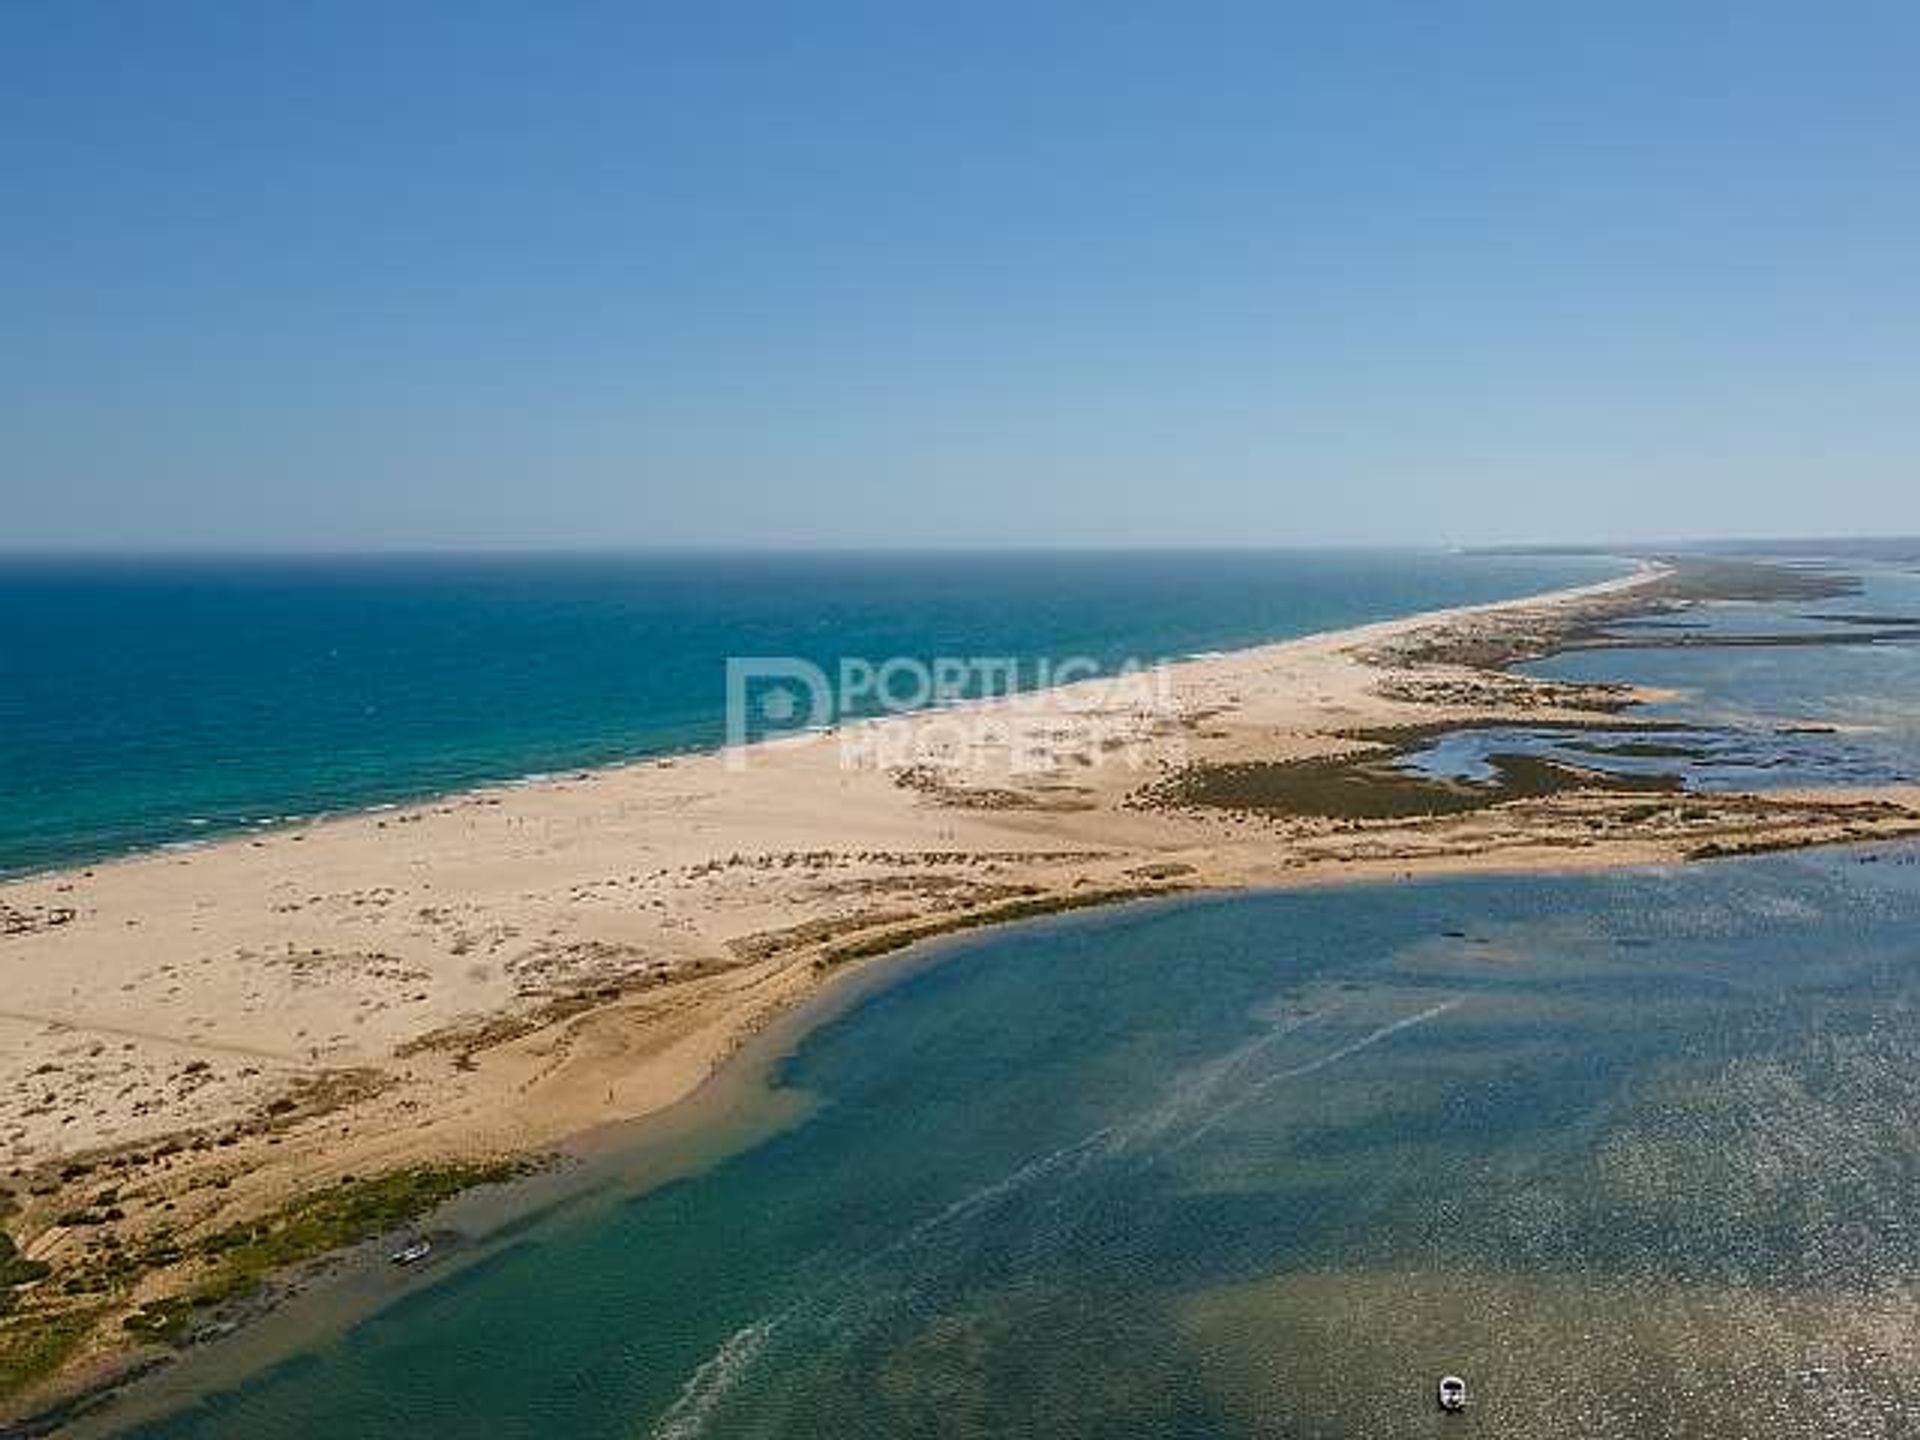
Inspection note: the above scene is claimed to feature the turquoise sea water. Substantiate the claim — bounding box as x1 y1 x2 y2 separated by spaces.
121 845 1920 1439
0 550 1625 876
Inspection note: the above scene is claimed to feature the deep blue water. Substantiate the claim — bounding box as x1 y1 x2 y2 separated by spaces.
121 845 1920 1439
0 549 1624 875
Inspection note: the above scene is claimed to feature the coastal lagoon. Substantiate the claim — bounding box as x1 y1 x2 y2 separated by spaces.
1401 562 1920 794
120 842 1920 1439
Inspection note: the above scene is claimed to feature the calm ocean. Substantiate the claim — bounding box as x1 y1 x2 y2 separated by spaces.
0 549 1624 875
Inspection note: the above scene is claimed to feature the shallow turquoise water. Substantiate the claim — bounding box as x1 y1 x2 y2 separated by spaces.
123 844 1920 1439
0 550 1624 875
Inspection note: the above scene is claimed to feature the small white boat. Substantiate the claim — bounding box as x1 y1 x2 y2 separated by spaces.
389 1238 433 1266
1438 1374 1468 1412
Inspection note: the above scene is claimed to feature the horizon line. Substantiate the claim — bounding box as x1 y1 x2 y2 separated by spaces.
1 534 1917 562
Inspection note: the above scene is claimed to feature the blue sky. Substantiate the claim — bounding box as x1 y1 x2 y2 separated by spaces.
4 1 1917 548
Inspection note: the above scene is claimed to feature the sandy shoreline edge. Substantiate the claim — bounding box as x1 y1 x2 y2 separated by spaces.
8 555 1920 1424
0 559 1652 890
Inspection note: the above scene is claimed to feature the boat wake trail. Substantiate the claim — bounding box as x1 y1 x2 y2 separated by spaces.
648 1316 781 1440
640 1131 1117 1438
896 1127 1116 1242
1174 997 1463 1150
1110 1002 1347 1152
644 996 1460 1435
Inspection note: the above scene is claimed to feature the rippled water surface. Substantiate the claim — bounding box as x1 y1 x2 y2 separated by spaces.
125 844 1920 1439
